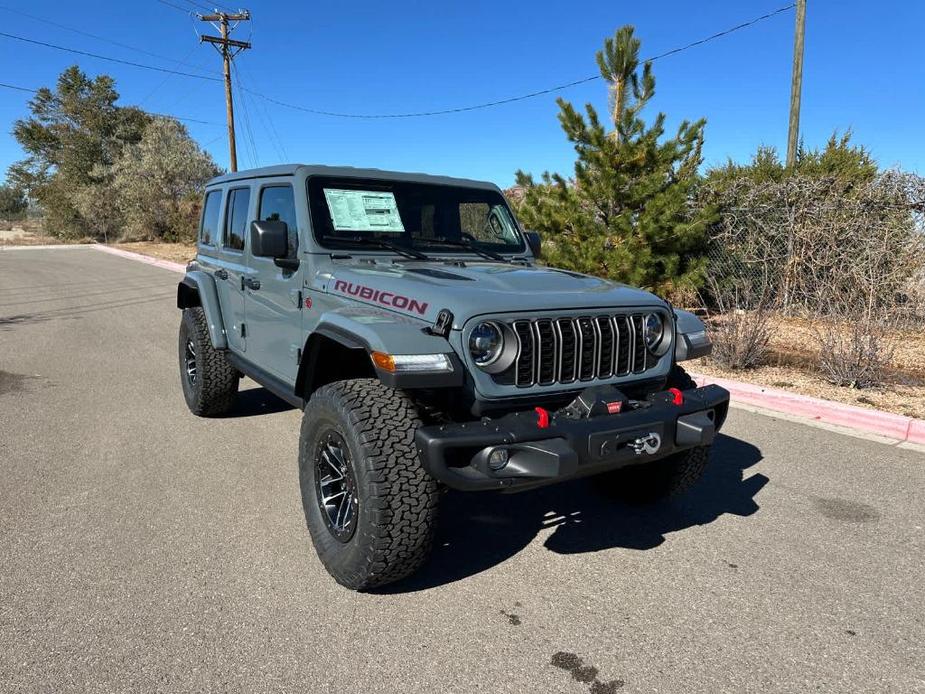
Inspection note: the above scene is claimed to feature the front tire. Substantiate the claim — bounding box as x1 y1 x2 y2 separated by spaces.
178 307 238 416
299 379 439 590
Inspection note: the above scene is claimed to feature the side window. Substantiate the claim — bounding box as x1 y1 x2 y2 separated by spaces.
258 185 298 258
224 187 251 252
459 202 517 244
200 190 222 246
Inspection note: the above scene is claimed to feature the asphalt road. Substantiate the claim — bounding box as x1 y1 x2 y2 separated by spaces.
1 247 923 694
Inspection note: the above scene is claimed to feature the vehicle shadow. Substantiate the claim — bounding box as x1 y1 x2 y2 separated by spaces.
378 433 767 594
221 386 295 417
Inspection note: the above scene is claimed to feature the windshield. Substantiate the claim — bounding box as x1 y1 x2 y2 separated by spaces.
307 176 525 255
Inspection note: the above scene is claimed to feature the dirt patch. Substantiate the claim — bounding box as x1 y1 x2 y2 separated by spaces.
111 241 195 265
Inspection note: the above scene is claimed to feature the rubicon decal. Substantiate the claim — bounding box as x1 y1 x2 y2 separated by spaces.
333 280 429 316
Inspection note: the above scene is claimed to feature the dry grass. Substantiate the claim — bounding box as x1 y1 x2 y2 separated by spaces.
0 219 85 246
697 312 925 418
112 241 195 265
761 315 925 376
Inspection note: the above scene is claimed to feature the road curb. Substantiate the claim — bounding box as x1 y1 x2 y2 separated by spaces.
691 371 925 444
93 244 186 273
0 243 94 251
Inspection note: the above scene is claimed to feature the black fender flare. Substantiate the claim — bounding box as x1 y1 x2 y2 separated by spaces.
177 271 227 350
295 324 463 398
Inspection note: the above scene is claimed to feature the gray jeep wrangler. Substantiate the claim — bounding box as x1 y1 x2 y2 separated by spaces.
177 164 728 590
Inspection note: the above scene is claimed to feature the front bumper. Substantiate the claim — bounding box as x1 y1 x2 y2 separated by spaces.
415 384 730 491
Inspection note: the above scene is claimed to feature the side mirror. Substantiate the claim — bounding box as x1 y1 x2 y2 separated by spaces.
250 220 288 258
524 230 542 259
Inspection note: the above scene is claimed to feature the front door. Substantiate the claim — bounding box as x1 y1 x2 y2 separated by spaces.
243 182 303 384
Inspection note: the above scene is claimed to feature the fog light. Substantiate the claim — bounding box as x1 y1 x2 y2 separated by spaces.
487 447 510 471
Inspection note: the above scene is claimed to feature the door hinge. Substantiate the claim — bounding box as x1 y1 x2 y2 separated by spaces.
240 322 247 338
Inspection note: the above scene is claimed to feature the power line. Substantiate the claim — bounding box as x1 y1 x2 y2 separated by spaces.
179 0 237 15
0 81 36 94
232 65 259 167
1 3 796 121
0 4 214 76
235 63 288 161
0 31 222 81
239 3 796 119
645 4 795 62
0 81 222 126
154 0 197 14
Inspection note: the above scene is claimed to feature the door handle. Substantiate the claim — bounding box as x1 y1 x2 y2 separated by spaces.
243 277 261 291
215 268 228 281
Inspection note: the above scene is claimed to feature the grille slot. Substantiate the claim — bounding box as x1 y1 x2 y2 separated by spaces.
492 312 661 388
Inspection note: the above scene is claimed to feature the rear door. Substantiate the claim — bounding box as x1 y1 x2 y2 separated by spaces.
214 186 251 353
243 182 303 383
196 188 244 353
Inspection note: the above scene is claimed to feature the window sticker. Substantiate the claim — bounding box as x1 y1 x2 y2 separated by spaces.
323 189 405 233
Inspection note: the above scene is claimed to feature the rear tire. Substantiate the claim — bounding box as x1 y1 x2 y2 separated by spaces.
595 364 709 502
299 379 439 590
178 307 238 416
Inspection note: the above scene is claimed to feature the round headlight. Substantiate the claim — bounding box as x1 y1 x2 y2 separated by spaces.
644 313 664 352
469 321 504 367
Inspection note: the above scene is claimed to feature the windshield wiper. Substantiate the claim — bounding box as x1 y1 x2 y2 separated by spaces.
416 236 511 263
322 235 432 261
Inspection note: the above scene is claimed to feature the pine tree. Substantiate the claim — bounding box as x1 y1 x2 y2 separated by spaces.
514 26 712 298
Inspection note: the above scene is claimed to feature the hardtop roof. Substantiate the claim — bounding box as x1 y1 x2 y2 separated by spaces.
206 164 500 191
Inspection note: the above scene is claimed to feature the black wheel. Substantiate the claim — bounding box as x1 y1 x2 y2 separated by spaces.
299 379 439 590
594 364 709 502
178 307 238 416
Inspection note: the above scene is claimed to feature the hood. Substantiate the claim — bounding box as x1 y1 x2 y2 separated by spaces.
314 259 666 328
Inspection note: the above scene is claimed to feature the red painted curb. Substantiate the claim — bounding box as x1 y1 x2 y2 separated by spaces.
906 419 925 446
692 372 924 443
93 244 185 274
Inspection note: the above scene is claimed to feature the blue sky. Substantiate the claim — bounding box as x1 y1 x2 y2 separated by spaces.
0 1 922 187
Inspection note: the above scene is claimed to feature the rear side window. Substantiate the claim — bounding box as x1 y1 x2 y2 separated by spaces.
258 185 298 258
200 190 222 246
224 187 251 252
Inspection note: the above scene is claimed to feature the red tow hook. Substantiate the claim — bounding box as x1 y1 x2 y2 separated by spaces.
534 406 550 429
668 387 684 406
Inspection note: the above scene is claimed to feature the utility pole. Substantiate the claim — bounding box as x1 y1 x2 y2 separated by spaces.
786 0 806 168
200 11 251 172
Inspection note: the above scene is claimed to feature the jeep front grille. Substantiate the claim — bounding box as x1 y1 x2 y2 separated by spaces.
494 314 657 387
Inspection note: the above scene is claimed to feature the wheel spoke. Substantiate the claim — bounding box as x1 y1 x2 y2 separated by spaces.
320 451 344 479
322 489 347 505
314 433 358 541
335 493 352 527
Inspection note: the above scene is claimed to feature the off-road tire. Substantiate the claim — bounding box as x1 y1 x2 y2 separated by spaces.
595 364 709 502
178 307 238 416
299 378 439 591
666 363 698 391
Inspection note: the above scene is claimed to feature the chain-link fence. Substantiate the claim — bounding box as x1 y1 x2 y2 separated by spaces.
703 171 925 327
